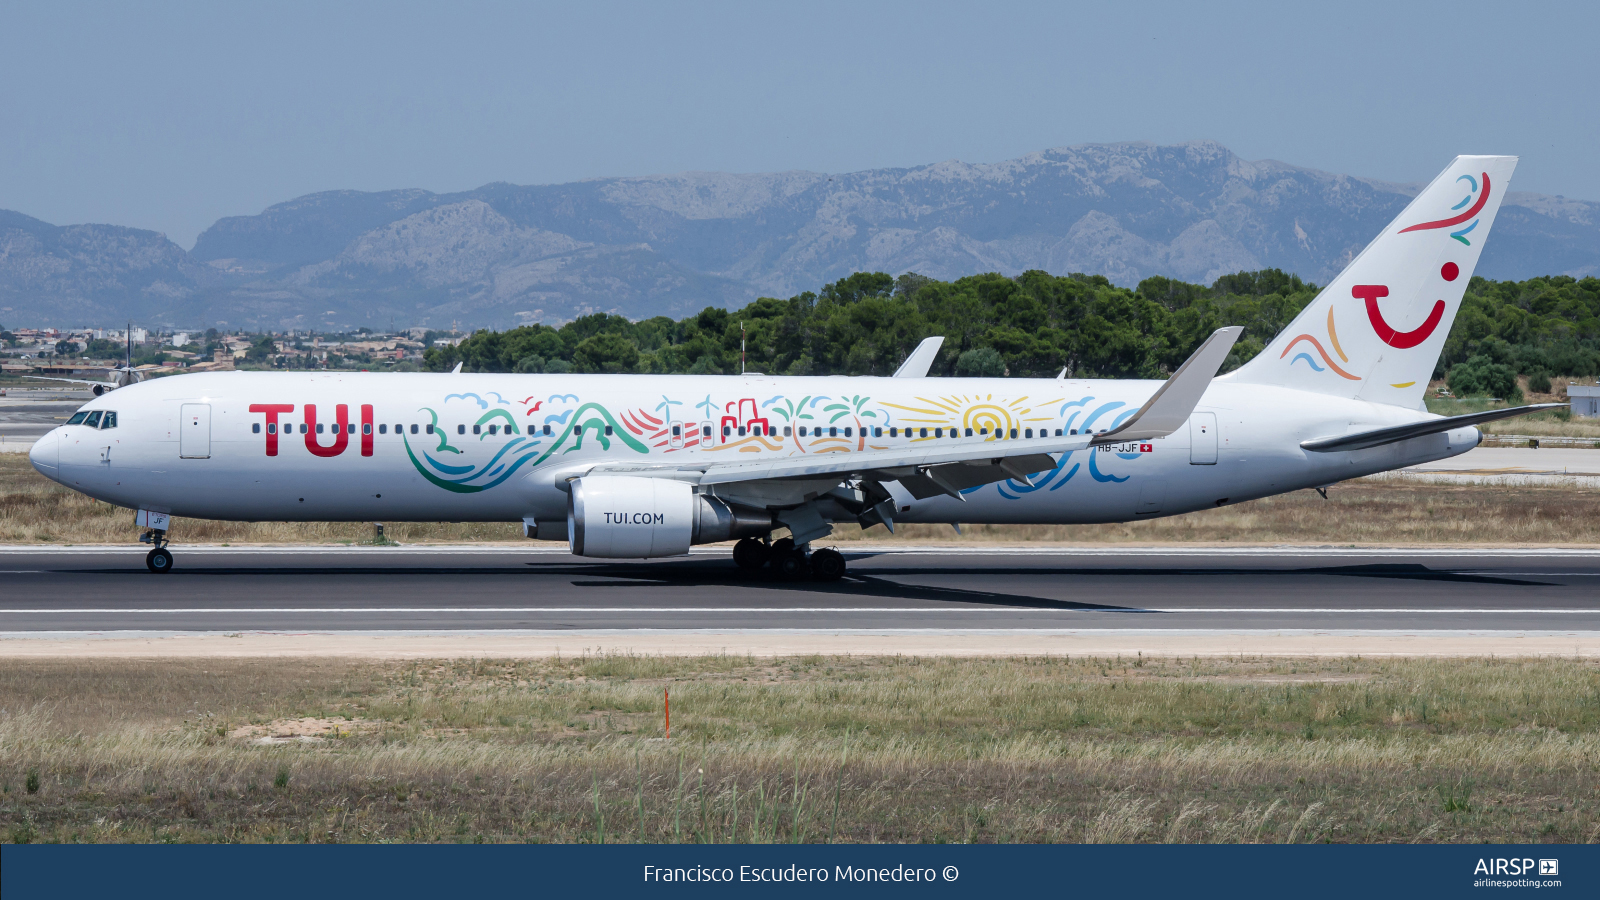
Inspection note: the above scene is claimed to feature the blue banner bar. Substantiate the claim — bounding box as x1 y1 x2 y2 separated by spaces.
2 844 1592 898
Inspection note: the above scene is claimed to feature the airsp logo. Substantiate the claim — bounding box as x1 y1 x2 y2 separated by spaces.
1539 860 1559 877
1474 858 1547 876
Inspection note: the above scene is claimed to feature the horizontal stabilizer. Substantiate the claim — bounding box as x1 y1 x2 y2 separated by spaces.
893 336 945 378
1093 326 1242 444
1300 403 1565 453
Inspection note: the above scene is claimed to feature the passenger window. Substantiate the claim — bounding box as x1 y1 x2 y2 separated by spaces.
508 424 518 434
1070 429 1077 435
300 423 308 434
101 411 117 429
828 427 837 437
348 423 356 434
701 425 711 437
1010 428 1018 439
1055 428 1062 436
544 424 553 436
267 423 277 435
965 427 973 437
672 425 682 437
980 427 989 435
379 424 387 434
798 426 807 437
844 427 852 437
66 412 89 425
412 424 420 434
934 428 942 438
737 426 747 437
252 423 261 434
364 423 373 435
425 424 433 434
473 424 482 435
1025 428 1033 438
316 423 325 434
605 425 613 436
873 427 881 437
783 426 791 436
458 425 466 435
919 428 928 438
83 411 103 428
488 425 497 435
723 426 731 437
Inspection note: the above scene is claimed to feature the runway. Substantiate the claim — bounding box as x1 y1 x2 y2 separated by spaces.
2 546 1598 643
0 388 94 453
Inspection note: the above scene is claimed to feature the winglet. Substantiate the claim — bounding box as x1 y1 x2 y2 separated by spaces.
451 362 463 374
1094 326 1242 444
893 336 944 378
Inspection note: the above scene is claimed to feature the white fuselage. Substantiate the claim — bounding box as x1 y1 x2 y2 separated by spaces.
29 371 1476 530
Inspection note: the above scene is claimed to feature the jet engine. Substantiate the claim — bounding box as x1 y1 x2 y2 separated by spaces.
567 476 771 558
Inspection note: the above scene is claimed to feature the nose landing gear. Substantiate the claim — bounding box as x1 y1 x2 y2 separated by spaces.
140 528 173 573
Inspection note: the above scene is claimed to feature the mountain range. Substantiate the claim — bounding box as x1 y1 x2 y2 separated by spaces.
2 140 1596 330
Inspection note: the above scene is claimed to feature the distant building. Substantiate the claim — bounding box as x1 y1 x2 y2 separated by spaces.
1570 384 1600 418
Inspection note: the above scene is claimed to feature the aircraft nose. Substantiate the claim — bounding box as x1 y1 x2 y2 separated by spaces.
29 431 59 480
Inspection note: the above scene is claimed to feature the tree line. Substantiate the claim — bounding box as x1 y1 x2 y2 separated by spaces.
423 269 1600 398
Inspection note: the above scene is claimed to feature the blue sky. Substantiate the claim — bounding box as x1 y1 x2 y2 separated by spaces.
2 0 1595 248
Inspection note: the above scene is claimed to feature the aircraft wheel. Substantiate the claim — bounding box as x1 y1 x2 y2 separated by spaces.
732 537 769 572
775 550 810 581
766 537 795 570
810 548 846 581
146 547 174 574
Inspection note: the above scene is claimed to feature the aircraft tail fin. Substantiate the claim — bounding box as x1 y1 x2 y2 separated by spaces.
1221 155 1517 407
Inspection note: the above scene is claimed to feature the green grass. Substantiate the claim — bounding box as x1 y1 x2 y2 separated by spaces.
1 655 1597 843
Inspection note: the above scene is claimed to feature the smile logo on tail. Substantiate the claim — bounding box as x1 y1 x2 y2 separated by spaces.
1353 285 1445 349
1399 171 1490 245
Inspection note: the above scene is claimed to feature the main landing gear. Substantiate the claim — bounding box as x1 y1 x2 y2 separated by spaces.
140 529 173 573
732 536 846 581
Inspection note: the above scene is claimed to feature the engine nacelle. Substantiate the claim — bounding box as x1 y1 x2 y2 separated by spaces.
567 476 772 558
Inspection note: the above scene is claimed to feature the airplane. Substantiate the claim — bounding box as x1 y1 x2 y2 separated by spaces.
28 155 1561 575
25 325 149 395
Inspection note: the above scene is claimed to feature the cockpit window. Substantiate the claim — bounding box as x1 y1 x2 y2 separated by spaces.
66 412 89 425
100 411 117 429
82 411 103 428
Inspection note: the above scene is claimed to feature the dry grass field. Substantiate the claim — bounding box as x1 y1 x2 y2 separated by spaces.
5 453 1600 547
0 655 1596 844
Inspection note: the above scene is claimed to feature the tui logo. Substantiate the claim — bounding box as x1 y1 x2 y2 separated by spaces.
249 403 374 457
1352 285 1445 349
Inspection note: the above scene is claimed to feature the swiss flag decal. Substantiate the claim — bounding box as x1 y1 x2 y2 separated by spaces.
1139 443 1153 453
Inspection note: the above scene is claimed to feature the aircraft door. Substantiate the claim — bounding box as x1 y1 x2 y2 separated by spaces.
1189 413 1217 465
180 404 211 459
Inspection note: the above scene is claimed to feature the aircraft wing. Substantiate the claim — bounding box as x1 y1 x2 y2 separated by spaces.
22 375 118 388
579 326 1243 500
1300 403 1566 453
892 336 945 377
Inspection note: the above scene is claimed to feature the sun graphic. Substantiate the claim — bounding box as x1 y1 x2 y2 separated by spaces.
882 394 1059 440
